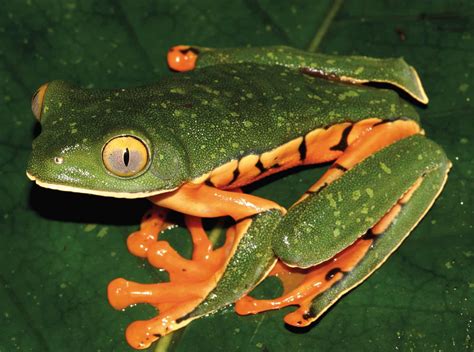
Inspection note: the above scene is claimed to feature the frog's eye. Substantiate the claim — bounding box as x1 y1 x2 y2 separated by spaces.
31 83 49 121
102 136 149 177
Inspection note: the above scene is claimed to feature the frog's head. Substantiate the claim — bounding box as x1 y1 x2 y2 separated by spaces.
27 81 189 198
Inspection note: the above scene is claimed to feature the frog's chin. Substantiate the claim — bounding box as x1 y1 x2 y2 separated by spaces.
26 171 177 199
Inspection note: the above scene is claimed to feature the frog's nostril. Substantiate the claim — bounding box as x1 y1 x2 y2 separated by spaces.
54 156 64 165
31 83 49 121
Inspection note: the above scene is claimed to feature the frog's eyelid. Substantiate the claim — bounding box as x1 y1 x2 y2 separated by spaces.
31 83 49 121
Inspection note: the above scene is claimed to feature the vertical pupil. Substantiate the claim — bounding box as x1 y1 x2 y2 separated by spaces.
123 148 130 167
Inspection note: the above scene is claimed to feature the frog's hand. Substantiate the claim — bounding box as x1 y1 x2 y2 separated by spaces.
108 189 284 349
167 45 428 104
236 135 450 326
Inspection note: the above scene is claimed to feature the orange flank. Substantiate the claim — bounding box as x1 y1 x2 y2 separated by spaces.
167 45 198 72
149 182 285 220
201 118 421 192
108 208 254 349
297 119 421 204
235 177 425 326
371 204 402 235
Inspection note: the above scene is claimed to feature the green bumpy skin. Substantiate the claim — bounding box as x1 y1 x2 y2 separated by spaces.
307 142 450 320
192 45 428 104
27 63 418 197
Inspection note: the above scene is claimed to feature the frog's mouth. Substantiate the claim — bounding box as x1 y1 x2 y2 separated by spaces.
26 171 177 199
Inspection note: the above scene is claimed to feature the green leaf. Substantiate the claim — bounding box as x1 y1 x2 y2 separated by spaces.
0 1 472 351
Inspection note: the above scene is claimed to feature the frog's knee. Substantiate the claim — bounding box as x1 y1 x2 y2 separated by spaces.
272 224 315 268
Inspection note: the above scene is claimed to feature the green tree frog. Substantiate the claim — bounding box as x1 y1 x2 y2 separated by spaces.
27 46 451 350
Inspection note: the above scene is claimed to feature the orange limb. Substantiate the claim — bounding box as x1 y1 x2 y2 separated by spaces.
167 45 198 72
235 177 424 326
149 182 285 220
108 207 252 349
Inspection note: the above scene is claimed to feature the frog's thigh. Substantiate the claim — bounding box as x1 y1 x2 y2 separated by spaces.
236 135 450 326
149 182 285 220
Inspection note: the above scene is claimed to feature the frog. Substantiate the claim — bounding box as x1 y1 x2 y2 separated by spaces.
27 45 451 350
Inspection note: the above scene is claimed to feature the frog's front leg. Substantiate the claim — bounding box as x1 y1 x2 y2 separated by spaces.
108 211 246 348
236 134 450 326
150 182 286 220
108 186 285 349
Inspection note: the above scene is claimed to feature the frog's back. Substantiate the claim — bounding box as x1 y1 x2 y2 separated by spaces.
146 63 419 186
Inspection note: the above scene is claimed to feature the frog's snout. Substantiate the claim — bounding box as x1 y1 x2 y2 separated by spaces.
31 82 49 122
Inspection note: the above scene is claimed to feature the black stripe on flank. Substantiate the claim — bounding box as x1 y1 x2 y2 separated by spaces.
330 124 353 151
317 182 329 194
305 182 329 196
361 229 378 241
237 214 256 223
175 314 190 324
270 162 281 169
332 163 348 172
205 179 216 188
373 119 393 127
228 165 240 185
302 311 316 320
325 267 344 281
298 136 307 161
255 159 266 173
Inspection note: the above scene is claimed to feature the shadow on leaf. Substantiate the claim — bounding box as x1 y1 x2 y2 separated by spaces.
28 185 149 225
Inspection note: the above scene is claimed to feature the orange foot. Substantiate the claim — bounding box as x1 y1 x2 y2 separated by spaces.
108 207 236 349
167 45 199 72
234 237 374 326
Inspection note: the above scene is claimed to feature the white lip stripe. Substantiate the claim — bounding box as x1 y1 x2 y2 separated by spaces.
26 172 176 199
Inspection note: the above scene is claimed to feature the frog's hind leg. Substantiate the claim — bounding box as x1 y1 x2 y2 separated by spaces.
236 134 450 327
165 45 428 103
